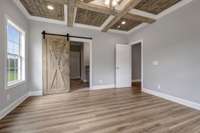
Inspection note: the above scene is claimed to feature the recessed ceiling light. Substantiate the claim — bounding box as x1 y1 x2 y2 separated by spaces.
105 0 110 5
121 21 126 25
117 25 121 28
105 0 119 7
47 5 54 10
112 1 117 6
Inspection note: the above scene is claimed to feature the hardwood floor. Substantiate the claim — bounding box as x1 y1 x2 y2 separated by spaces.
0 88 200 133
70 79 89 91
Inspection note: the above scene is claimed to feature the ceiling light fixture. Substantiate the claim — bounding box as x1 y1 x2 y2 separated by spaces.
112 1 117 6
47 5 54 10
105 0 110 6
121 21 126 25
117 25 121 28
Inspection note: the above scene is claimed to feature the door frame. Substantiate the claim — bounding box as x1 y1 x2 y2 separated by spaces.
129 40 144 90
42 37 93 95
69 37 93 89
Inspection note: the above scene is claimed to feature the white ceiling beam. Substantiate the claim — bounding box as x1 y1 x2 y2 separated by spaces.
67 0 76 27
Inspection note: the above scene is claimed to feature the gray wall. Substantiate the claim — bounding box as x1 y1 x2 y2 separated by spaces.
29 21 128 92
131 43 141 81
0 0 29 112
128 0 200 103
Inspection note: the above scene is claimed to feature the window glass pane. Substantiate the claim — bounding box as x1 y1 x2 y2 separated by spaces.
7 22 22 83
7 24 20 55
7 54 19 82
7 24 20 43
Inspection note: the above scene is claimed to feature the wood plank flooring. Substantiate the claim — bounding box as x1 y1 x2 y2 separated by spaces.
0 88 200 133
70 79 89 91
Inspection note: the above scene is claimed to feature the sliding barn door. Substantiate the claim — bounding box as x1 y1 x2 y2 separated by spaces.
43 35 70 95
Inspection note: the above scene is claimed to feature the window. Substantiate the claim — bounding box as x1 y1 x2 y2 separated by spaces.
6 20 25 87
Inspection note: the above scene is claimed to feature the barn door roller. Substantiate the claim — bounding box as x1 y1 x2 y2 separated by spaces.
42 30 92 41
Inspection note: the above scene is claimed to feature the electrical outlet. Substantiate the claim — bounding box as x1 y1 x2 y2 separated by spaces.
99 80 103 84
7 94 11 101
153 60 159 66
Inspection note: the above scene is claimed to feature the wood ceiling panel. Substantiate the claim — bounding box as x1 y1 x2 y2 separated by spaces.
75 8 109 27
20 0 64 20
111 17 142 31
135 0 182 14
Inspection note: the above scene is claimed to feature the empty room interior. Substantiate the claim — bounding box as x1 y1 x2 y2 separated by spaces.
1 0 200 132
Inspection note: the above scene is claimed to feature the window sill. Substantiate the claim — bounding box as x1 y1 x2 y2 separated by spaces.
6 80 26 90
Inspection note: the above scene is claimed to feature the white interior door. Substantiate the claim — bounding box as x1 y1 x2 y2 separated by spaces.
116 44 132 88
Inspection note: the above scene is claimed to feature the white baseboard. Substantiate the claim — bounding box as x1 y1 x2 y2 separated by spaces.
92 84 115 90
0 90 43 120
0 93 29 120
143 88 200 111
29 90 43 96
132 79 141 82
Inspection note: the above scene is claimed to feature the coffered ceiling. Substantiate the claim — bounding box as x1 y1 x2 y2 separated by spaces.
16 0 188 34
20 0 64 20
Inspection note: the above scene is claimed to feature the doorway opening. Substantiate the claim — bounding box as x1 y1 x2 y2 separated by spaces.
70 41 90 91
131 41 142 92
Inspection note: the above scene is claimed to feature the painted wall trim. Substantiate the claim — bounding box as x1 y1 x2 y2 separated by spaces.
0 90 44 120
92 84 115 90
29 91 43 96
0 93 29 120
143 88 200 111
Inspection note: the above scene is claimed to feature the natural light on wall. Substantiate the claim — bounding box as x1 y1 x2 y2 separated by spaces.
6 19 25 88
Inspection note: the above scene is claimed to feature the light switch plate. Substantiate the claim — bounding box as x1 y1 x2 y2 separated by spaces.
153 60 159 66
157 84 161 89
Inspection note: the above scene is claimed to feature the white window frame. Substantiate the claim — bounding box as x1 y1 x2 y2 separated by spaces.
5 18 26 89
